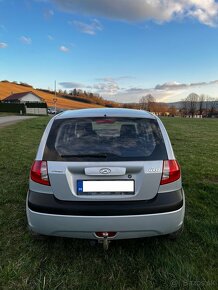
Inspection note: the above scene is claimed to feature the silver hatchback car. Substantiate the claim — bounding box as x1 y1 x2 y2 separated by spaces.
26 108 185 245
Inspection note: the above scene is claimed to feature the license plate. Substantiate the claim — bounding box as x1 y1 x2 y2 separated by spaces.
77 180 134 194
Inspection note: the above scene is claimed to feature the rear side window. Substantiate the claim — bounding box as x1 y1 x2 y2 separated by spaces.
43 117 168 161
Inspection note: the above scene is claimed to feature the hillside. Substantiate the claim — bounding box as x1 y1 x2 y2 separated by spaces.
0 81 103 109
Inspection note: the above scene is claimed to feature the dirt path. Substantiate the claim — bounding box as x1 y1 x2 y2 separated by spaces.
0 115 36 128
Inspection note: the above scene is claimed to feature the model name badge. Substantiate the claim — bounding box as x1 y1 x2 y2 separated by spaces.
145 168 161 173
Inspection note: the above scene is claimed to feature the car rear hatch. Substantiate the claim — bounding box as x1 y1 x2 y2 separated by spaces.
43 116 168 201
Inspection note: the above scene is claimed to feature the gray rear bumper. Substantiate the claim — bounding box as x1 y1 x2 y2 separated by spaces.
26 190 185 239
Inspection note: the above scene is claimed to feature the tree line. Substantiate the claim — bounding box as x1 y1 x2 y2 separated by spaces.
138 93 218 117
1 80 217 116
181 93 218 117
139 94 177 116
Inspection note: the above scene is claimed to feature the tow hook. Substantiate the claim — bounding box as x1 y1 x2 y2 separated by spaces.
95 232 117 250
102 232 109 250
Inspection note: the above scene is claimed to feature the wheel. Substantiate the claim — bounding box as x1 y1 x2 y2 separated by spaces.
167 224 184 240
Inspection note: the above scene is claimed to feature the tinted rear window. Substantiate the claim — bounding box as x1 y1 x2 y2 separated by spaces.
43 117 168 161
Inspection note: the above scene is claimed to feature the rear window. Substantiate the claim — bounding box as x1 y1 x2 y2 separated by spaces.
43 117 168 161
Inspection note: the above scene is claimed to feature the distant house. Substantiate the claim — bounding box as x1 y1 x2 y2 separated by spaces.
2 91 47 115
3 91 44 103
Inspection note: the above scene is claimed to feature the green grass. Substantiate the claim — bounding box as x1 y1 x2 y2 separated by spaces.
0 117 217 290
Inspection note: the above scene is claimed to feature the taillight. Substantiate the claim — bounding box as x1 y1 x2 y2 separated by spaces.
30 161 50 186
160 160 181 185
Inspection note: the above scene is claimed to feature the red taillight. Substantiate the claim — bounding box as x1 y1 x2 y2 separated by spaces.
160 160 181 185
30 161 50 186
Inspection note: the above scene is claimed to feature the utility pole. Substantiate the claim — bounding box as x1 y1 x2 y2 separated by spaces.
53 80 57 114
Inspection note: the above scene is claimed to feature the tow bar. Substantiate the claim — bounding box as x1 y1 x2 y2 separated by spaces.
102 232 109 250
95 232 117 250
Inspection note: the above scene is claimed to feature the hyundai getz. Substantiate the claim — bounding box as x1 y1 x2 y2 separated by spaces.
26 108 185 246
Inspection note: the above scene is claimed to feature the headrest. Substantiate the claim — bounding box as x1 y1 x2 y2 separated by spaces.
120 124 136 138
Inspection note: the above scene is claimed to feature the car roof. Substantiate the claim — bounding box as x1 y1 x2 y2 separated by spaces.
55 108 156 120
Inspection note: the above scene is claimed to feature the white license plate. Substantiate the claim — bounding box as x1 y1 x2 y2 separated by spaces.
77 180 134 194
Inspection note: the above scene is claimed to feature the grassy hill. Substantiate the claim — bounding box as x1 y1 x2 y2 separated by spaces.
0 81 104 110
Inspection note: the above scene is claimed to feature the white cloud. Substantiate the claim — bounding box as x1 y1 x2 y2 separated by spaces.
155 81 188 90
117 79 218 102
59 45 70 52
59 81 85 88
58 78 218 102
187 0 218 27
0 42 7 48
210 80 218 85
155 80 214 91
96 76 133 82
48 34 54 40
44 9 54 19
72 19 103 35
93 81 120 95
125 87 149 94
59 78 120 95
20 36 32 44
51 0 218 26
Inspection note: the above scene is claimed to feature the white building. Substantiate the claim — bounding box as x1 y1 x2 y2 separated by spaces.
3 91 47 115
4 91 44 103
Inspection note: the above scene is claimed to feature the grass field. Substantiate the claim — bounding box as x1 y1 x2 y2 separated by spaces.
0 117 217 289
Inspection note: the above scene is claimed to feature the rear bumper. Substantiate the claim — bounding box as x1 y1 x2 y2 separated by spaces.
27 190 185 239
28 189 183 216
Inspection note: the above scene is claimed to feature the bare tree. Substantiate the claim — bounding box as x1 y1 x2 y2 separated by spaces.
199 94 206 116
139 94 156 111
206 96 218 117
168 106 177 117
181 94 217 118
180 98 189 116
204 95 211 117
184 93 199 117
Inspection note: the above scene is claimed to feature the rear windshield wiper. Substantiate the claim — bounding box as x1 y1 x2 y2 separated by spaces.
60 153 108 158
60 153 122 158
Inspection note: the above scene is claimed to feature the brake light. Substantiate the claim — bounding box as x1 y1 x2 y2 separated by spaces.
160 160 181 185
30 161 50 186
95 119 115 124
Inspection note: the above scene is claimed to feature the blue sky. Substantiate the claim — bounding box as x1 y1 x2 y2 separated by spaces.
1 0 218 103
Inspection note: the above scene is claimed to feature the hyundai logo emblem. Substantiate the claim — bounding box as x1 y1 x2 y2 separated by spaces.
99 168 111 174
